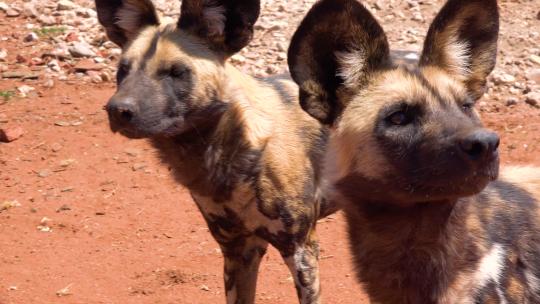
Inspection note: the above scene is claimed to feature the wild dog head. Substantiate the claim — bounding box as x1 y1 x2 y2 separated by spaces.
288 0 500 205
95 0 260 138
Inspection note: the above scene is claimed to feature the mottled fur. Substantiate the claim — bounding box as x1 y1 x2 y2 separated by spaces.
288 0 540 303
94 1 330 303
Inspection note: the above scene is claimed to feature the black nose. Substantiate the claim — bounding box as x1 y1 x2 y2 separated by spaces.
106 97 137 125
459 130 500 161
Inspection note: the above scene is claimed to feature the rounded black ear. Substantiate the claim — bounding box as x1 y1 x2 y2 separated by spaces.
419 0 499 100
178 0 260 57
288 0 390 125
95 0 160 48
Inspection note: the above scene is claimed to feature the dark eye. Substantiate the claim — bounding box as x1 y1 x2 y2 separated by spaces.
461 100 474 111
116 61 130 83
169 65 188 79
387 111 411 126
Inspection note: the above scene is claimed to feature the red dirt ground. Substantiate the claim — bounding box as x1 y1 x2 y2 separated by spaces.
2 71 539 304
1 4 540 304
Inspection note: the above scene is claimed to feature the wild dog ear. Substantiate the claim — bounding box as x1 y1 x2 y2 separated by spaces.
419 0 499 100
287 0 390 125
178 0 260 57
95 0 159 48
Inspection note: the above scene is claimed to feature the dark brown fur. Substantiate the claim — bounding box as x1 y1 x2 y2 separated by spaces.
288 0 540 303
94 1 331 303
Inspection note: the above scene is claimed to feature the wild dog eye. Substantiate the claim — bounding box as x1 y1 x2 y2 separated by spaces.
461 100 474 111
387 111 411 126
117 60 131 83
169 64 189 79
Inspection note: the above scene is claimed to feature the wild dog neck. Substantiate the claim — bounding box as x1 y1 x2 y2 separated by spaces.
151 67 272 202
340 180 478 303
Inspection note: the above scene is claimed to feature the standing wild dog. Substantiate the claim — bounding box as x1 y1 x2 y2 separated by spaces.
94 0 331 303
288 0 540 303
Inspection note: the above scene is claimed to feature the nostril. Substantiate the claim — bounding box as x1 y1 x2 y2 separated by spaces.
470 141 485 157
461 139 486 159
118 108 133 122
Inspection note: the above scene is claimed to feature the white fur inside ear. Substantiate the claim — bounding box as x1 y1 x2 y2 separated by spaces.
336 49 367 88
203 1 226 37
116 2 148 34
444 34 471 78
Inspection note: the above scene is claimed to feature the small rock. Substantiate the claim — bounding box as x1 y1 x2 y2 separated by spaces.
76 8 96 18
100 71 111 82
124 148 141 157
526 69 540 84
230 54 246 64
132 163 146 171
266 65 279 74
0 113 8 123
56 284 73 297
38 170 51 178
17 85 35 97
56 204 71 212
69 42 96 58
6 8 20 17
65 32 79 42
506 98 518 106
373 0 384 10
74 59 103 72
38 15 56 26
0 48 7 61
43 78 55 88
412 12 424 22
24 32 39 42
57 0 76 11
200 285 210 291
22 3 38 17
492 73 516 85
1 200 21 212
37 225 51 232
2 71 39 80
16 54 28 64
87 70 102 83
0 2 9 11
59 159 76 167
0 126 24 142
51 143 63 152
54 121 70 127
525 92 540 107
276 42 287 52
48 59 61 72
530 55 540 66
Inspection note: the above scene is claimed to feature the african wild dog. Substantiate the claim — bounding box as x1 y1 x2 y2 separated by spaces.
94 0 331 303
288 0 540 303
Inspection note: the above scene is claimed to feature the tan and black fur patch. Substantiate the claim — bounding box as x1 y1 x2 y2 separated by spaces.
95 1 330 303
288 0 540 303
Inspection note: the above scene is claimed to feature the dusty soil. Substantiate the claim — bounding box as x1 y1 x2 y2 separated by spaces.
1 0 539 303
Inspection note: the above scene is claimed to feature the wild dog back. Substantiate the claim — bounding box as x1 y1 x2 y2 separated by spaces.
287 0 540 302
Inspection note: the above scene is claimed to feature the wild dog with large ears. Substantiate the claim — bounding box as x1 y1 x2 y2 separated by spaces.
94 0 330 303
290 0 540 303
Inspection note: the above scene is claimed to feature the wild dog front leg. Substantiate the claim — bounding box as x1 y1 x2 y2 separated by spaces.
282 232 321 304
220 237 268 304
